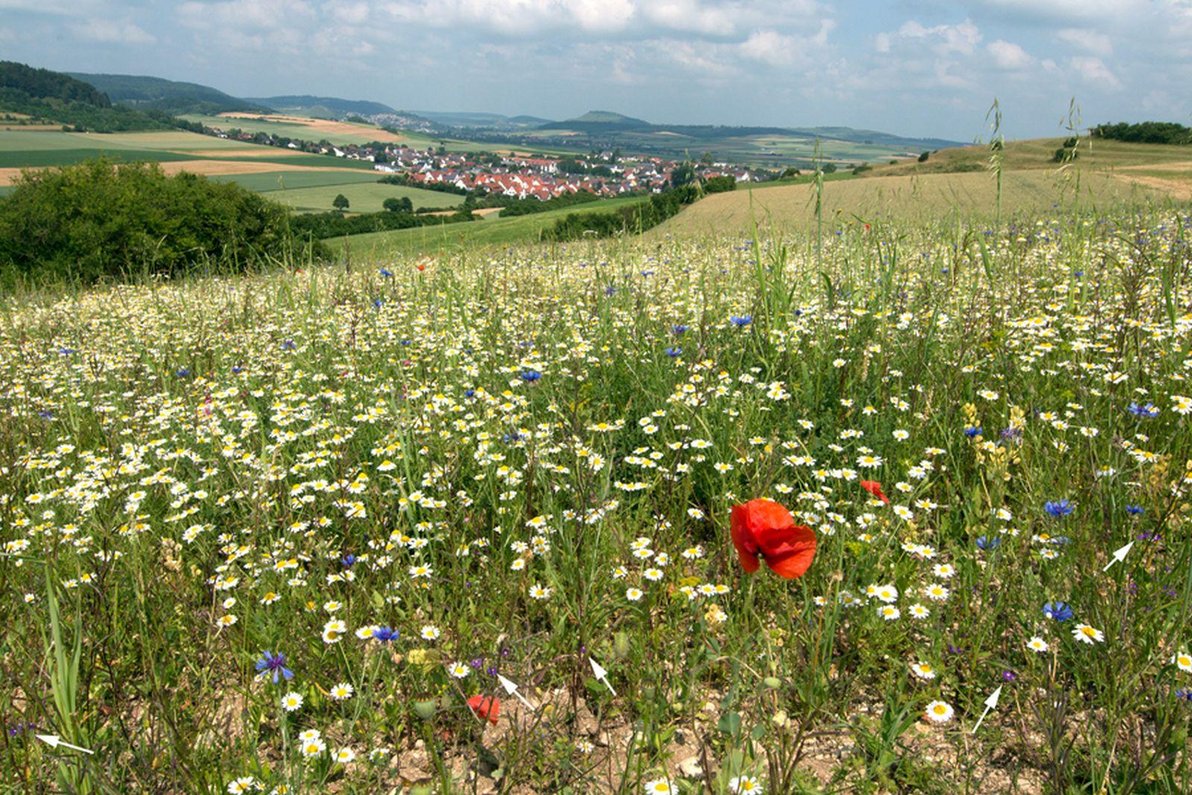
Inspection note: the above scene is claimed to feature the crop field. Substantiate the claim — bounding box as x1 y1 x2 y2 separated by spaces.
0 129 379 187
329 197 645 258
4 196 1192 794
180 114 495 154
658 169 1167 238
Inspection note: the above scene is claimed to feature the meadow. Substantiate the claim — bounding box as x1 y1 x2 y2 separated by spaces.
4 179 1192 794
329 196 646 258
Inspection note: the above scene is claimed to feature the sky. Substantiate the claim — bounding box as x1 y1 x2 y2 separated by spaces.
3 0 1190 141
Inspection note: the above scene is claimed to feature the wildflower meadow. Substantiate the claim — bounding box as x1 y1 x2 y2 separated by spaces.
4 209 1192 793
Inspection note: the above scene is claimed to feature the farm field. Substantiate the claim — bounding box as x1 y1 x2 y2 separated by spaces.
328 196 645 257
182 113 498 154
658 168 1167 238
261 182 463 214
4 194 1192 793
0 128 376 185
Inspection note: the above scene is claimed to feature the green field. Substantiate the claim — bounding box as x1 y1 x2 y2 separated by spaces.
262 181 463 213
328 196 645 257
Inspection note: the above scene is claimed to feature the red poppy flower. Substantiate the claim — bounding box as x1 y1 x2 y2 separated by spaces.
730 499 816 579
860 480 890 504
467 695 500 724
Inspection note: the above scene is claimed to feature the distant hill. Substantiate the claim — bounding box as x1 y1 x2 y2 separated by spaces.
70 72 267 116
540 110 652 133
788 126 960 152
246 95 396 118
416 111 555 130
0 61 165 132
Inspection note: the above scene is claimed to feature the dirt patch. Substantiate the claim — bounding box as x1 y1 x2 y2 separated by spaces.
1113 174 1192 200
1117 160 1192 173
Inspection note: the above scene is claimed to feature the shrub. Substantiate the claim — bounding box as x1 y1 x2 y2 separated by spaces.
0 158 319 286
703 175 737 193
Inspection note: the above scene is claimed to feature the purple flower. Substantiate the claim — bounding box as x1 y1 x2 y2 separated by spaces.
1044 499 1074 518
1042 601 1074 622
255 651 294 684
372 627 399 643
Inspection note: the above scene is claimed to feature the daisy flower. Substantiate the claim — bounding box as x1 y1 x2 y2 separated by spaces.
329 682 354 700
924 700 954 724
1072 624 1104 644
281 691 303 712
1027 636 1050 653
1172 651 1192 672
910 662 936 680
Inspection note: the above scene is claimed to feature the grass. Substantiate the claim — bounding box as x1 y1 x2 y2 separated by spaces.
261 182 464 214
206 170 388 192
326 196 644 257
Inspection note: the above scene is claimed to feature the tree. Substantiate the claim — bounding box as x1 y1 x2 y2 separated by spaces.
382 196 413 213
0 158 318 285
332 194 350 211
918 151 930 162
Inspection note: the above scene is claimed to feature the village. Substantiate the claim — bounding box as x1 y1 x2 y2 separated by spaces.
207 124 766 201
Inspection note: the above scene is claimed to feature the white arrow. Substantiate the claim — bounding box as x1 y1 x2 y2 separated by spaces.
971 686 1002 734
589 657 617 696
496 674 535 710
1102 541 1134 572
36 734 94 755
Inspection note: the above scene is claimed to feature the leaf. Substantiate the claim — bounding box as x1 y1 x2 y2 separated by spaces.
718 711 741 737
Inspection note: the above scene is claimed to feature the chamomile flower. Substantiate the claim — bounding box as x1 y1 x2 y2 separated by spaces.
924 700 954 724
1072 624 1105 644
329 682 354 701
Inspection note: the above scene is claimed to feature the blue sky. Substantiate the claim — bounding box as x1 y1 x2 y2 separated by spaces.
3 0 1189 141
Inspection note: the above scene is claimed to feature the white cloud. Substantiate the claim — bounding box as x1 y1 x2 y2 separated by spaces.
986 39 1032 69
739 30 798 66
1056 28 1112 55
71 19 156 44
890 20 982 56
1068 55 1121 89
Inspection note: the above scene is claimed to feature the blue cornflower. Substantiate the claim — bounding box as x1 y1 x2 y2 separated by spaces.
665 346 682 358
976 535 1001 550
963 425 983 438
1042 601 1074 622
379 267 393 278
464 388 476 398
1044 499 1074 518
341 553 357 568
730 315 752 327
672 324 689 335
1176 688 1192 703
1127 402 1160 418
1126 504 1145 516
520 370 542 382
37 409 54 420
372 627 399 643
231 364 244 374
58 347 76 356
176 368 191 378
281 339 296 351
604 286 617 296
373 298 383 309
255 651 294 684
